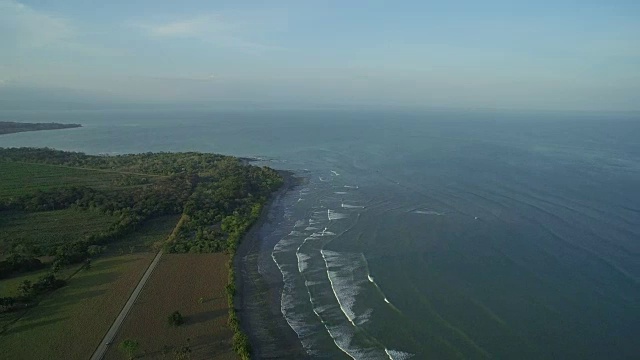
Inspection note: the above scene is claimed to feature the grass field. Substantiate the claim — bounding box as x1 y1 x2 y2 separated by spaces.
0 217 180 360
106 215 181 255
0 161 150 199
0 265 78 298
0 254 155 359
104 253 237 360
0 209 119 253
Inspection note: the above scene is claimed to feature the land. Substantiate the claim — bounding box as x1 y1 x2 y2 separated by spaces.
0 209 119 254
104 253 235 360
0 147 283 359
0 121 81 135
0 253 156 359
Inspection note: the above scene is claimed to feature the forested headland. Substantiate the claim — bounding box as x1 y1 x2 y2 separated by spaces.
0 122 81 135
0 147 282 316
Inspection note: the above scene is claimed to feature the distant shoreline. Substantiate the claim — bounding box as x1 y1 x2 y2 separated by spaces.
234 170 309 359
0 121 82 135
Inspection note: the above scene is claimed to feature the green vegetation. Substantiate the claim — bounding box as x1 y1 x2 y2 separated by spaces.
0 147 281 263
113 215 181 253
167 310 184 327
0 121 81 135
118 339 140 360
227 261 251 360
0 253 155 359
0 209 119 255
0 161 144 198
0 147 282 359
0 273 66 313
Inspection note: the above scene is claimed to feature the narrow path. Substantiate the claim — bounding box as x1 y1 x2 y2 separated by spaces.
90 250 164 360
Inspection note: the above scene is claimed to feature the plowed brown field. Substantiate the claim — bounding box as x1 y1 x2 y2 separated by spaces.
104 253 236 360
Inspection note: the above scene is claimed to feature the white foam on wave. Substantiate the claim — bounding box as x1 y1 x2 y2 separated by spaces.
335 191 348 195
331 170 340 176
366 273 400 311
305 226 318 231
344 185 359 189
297 252 311 273
272 237 299 253
321 250 372 326
385 349 415 360
328 209 348 220
319 176 329 182
342 202 365 209
294 220 306 228
414 210 444 216
273 237 326 356
311 229 336 237
289 230 305 236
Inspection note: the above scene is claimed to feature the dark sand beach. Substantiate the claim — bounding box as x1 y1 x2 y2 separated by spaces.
234 171 309 359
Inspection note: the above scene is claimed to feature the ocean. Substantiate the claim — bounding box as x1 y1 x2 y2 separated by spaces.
1 108 639 359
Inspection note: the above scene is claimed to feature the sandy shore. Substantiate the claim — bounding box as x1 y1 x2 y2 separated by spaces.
234 170 309 359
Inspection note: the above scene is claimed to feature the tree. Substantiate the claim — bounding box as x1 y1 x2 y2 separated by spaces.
51 260 63 274
18 280 32 298
167 310 184 327
118 339 139 360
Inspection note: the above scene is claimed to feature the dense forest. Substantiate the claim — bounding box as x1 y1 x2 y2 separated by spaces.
0 148 282 282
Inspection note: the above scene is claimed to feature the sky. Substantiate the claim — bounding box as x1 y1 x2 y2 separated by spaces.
1 0 639 111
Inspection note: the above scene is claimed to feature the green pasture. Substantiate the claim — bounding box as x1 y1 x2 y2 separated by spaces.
0 209 119 253
0 161 151 199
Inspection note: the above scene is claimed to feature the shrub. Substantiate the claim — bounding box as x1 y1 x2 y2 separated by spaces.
167 310 184 327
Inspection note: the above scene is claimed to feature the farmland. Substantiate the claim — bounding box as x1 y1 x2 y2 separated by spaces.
104 253 236 360
0 161 151 198
0 253 156 359
0 209 119 254
0 216 179 359
0 148 283 359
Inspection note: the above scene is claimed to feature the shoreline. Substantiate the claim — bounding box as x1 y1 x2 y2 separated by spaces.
234 170 309 359
0 121 82 135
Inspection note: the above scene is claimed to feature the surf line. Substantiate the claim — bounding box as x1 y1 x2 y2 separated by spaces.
318 217 413 359
342 202 365 209
321 249 357 327
385 348 415 360
366 271 402 314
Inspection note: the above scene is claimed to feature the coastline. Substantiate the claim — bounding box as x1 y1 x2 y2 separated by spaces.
234 170 309 359
0 121 82 135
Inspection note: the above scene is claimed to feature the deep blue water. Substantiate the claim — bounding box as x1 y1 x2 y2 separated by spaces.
1 109 639 359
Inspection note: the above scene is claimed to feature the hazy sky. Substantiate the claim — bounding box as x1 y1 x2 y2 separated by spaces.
2 0 639 110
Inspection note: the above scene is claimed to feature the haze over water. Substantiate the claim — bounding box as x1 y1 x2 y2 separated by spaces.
2 109 639 359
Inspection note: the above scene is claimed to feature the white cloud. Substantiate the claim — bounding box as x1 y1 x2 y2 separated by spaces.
138 14 231 37
133 13 281 53
0 0 74 48
0 0 124 59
